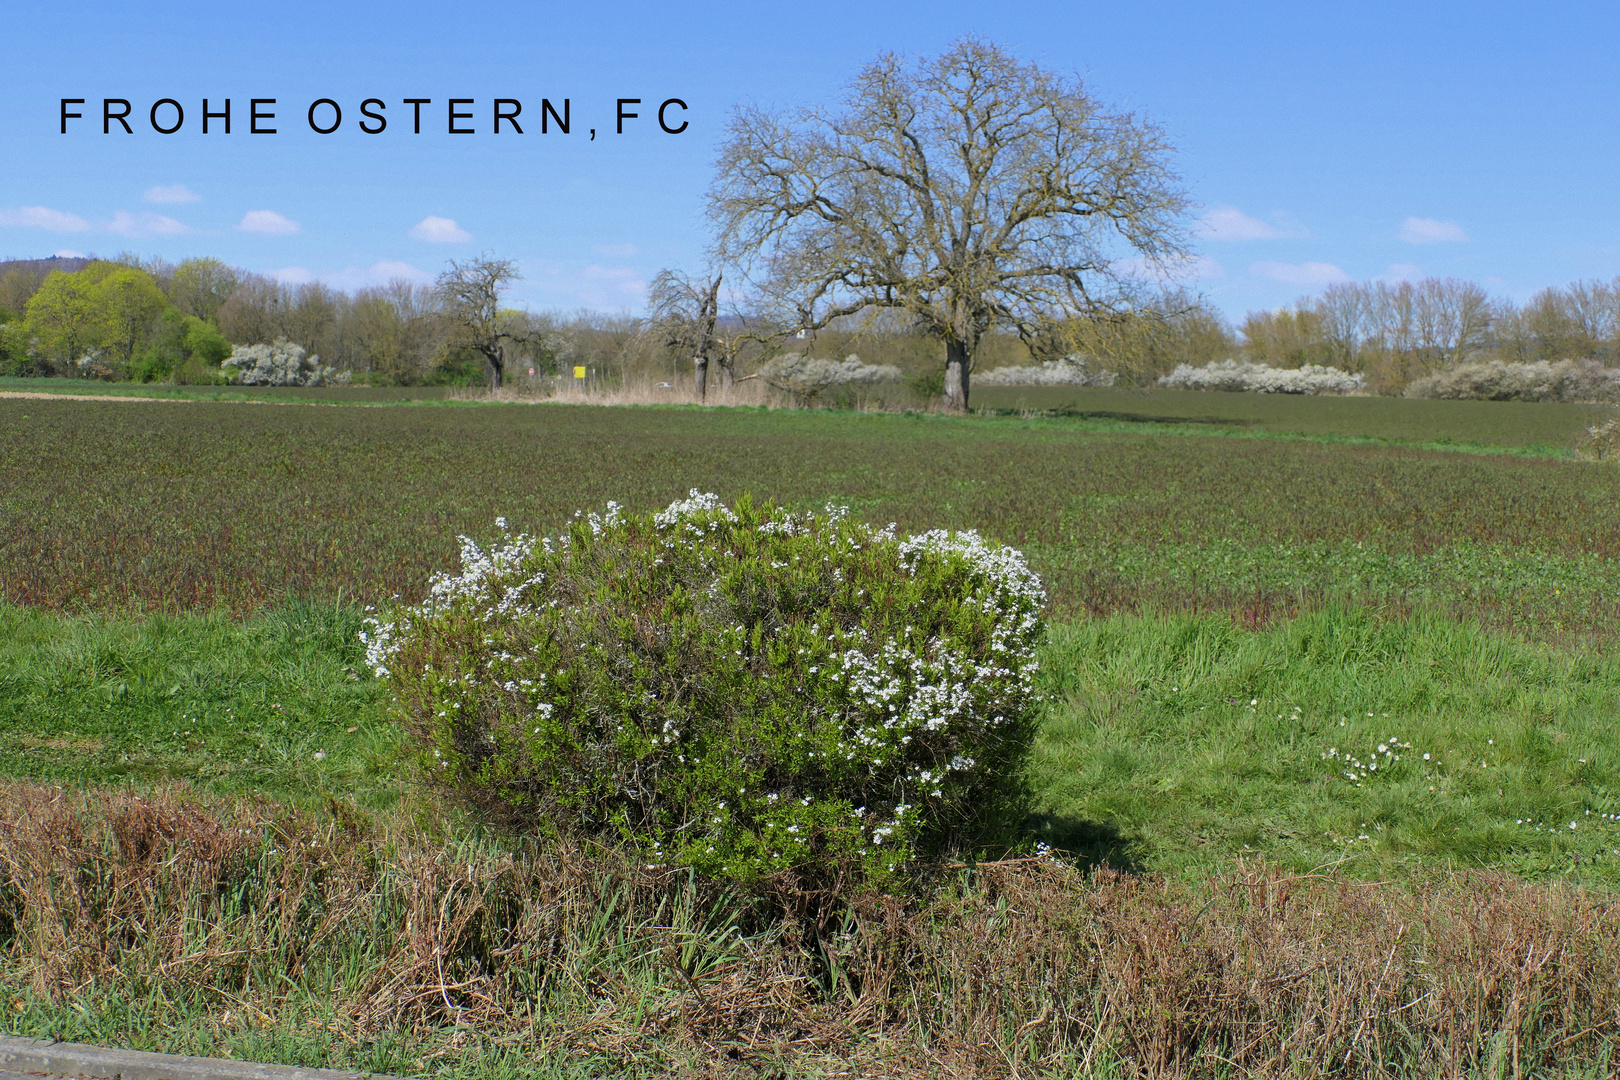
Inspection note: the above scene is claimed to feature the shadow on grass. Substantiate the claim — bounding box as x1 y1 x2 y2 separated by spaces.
1025 813 1147 874
980 404 1260 427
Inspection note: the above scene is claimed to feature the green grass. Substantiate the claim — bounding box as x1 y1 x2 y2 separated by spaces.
2 983 700 1079
0 602 398 808
1030 606 1620 885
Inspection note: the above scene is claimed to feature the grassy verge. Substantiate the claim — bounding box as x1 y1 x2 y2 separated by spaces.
0 603 397 808
7 602 1618 888
6 604 1620 1076
0 376 456 403
1031 607 1620 885
5 783 1620 1080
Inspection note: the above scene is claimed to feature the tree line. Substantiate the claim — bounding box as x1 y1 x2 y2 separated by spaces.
1239 276 1620 394
3 248 1617 398
0 254 632 386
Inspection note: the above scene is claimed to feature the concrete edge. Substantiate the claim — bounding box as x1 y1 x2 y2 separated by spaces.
0 1037 402 1080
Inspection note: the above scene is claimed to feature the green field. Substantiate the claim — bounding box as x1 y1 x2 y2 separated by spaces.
4 395 1616 636
4 391 1620 1076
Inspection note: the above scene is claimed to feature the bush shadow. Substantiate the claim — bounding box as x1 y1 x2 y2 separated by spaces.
979 403 1259 427
1024 813 1147 874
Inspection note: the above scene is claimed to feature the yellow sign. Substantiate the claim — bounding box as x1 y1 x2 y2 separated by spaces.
573 366 586 379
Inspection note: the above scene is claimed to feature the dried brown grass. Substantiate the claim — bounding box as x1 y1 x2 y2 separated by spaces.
3 781 1618 1078
449 377 777 409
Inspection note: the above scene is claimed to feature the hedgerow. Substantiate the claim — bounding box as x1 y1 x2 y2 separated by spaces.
1158 359 1365 394
364 493 1045 886
975 354 1117 386
1404 359 1620 403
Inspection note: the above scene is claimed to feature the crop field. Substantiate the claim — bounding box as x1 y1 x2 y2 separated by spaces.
4 392 1620 1077
971 383 1608 450
3 395 1617 637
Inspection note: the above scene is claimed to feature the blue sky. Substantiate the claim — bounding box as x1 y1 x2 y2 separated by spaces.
3 1 1617 321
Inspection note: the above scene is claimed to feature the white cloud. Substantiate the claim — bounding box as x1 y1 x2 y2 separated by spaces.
53 248 86 258
0 205 91 232
269 266 314 285
592 242 638 256
1383 263 1425 283
1195 207 1310 242
144 184 199 204
578 265 646 307
107 211 193 238
408 216 471 243
1398 217 1469 244
240 210 300 236
366 259 432 283
1250 260 1350 287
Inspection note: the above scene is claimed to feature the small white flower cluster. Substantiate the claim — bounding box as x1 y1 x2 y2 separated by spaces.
653 489 739 531
1323 737 1413 786
361 524 544 678
583 501 625 536
1159 359 1365 395
898 529 1046 608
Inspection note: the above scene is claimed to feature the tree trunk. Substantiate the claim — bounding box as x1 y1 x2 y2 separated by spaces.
693 276 720 402
487 344 504 390
943 338 971 413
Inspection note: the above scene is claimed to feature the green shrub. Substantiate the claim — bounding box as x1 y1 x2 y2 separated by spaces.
365 493 1045 887
423 350 487 386
130 308 232 383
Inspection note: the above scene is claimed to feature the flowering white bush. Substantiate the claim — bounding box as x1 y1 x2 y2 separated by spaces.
1580 415 1619 461
1158 359 1365 395
365 492 1045 886
757 353 903 401
1405 359 1620 403
975 355 1117 387
223 338 342 386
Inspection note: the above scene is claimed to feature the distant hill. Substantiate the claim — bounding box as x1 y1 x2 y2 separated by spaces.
0 255 94 278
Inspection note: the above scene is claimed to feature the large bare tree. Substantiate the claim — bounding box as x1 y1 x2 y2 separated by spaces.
434 255 530 389
709 37 1190 412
